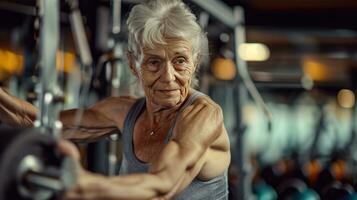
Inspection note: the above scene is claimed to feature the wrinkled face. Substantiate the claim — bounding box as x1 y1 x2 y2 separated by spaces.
131 38 197 109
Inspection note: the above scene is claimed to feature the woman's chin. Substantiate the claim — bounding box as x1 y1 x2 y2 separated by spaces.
154 97 181 108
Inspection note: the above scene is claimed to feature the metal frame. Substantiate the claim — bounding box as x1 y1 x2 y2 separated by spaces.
190 0 235 29
37 0 62 134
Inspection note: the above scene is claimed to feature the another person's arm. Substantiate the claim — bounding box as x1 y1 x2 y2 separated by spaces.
64 99 231 200
0 87 37 127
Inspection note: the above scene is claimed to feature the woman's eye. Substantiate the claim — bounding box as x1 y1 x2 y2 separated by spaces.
177 58 185 64
149 60 160 66
173 57 187 69
147 59 161 71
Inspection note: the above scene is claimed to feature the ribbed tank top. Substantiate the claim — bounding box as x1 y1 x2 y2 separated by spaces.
119 91 228 200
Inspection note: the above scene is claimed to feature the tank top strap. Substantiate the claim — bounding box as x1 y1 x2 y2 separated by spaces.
122 98 146 141
164 91 206 143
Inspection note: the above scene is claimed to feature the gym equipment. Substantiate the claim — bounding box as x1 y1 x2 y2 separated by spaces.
294 189 320 200
259 160 289 189
36 0 62 131
321 181 354 200
66 0 93 67
65 0 94 128
277 178 307 200
254 181 278 200
107 0 123 176
345 193 357 200
91 0 124 176
0 0 80 199
276 178 320 200
0 126 76 200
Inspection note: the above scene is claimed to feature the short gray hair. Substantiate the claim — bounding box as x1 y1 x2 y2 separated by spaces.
126 0 208 87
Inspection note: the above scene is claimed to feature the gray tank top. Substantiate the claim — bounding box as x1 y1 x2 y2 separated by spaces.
119 91 228 200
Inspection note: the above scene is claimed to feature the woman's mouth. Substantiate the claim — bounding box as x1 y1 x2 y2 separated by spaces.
157 89 179 95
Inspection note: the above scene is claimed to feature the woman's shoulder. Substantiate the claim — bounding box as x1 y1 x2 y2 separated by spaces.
178 91 223 123
192 91 222 111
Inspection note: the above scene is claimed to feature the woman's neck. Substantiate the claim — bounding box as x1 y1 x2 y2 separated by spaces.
145 89 193 128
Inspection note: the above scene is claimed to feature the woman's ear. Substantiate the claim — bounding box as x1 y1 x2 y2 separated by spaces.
127 52 139 77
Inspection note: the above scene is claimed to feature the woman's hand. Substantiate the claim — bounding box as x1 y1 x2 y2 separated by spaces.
58 140 81 162
58 140 109 200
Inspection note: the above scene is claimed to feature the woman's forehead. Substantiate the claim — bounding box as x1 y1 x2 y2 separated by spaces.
142 38 192 56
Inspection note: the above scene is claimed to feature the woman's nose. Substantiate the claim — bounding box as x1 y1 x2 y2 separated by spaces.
160 62 175 82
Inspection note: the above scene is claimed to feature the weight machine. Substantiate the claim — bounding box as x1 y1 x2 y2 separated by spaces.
0 0 93 199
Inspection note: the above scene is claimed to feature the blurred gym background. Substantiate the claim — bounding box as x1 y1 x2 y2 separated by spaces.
1 0 357 199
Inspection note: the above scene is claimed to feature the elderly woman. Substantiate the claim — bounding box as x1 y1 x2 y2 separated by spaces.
0 0 230 199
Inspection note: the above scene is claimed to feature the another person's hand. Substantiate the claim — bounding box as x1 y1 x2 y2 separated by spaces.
0 87 37 126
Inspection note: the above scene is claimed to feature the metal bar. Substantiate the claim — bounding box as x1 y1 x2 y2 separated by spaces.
107 0 123 176
68 0 93 66
232 6 255 200
108 134 119 176
37 0 60 129
26 171 63 192
112 0 122 34
190 0 235 28
233 7 272 122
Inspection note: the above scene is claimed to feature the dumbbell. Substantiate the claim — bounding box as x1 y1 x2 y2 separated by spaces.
0 126 76 200
344 193 357 200
291 188 320 200
277 178 307 199
260 160 290 188
321 181 354 200
254 181 278 200
277 178 320 200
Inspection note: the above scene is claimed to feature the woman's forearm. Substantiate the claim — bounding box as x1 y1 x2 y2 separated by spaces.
0 88 38 127
59 109 118 141
0 88 118 141
65 172 161 200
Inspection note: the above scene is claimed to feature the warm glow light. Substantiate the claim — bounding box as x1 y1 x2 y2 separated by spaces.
337 89 355 109
332 160 345 181
302 60 327 81
0 49 24 80
56 51 76 73
238 43 270 61
211 57 237 80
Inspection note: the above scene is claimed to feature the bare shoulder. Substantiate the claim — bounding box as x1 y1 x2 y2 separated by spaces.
90 95 140 130
174 93 225 148
179 94 223 122
195 94 222 110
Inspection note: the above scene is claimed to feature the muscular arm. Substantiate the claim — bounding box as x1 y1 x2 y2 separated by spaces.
65 99 231 200
0 87 133 141
60 96 134 142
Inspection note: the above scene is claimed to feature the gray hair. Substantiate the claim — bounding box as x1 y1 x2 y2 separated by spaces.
126 0 208 87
